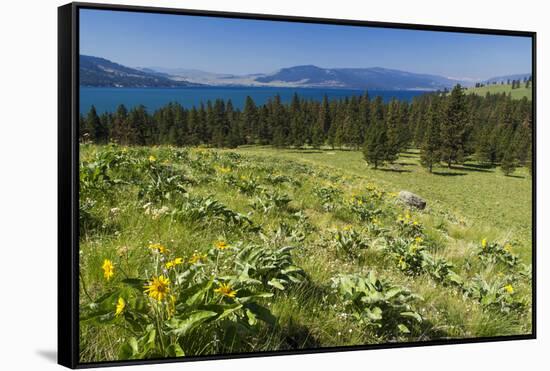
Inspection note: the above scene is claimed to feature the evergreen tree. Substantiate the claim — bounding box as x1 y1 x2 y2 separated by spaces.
83 105 101 143
270 95 288 147
501 147 517 176
385 99 401 160
289 93 306 147
311 96 329 148
441 84 468 167
362 120 388 169
420 103 441 172
242 96 258 144
111 104 133 145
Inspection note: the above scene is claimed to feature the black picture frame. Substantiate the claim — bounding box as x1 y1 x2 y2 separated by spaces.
58 2 537 368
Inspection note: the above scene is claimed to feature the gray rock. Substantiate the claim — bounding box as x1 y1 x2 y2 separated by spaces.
398 191 426 210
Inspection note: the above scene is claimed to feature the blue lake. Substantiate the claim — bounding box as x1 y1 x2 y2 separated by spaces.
80 86 430 114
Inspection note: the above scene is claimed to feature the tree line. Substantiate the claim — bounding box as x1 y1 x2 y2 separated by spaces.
474 75 532 89
80 84 532 174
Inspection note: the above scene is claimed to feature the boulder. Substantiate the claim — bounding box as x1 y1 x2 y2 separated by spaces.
398 191 426 210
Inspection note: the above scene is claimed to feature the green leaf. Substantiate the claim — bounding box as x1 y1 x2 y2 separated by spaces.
167 310 218 336
166 343 185 357
218 304 243 321
245 302 277 326
398 324 411 333
246 309 258 326
385 287 404 299
447 271 464 286
400 311 422 322
118 337 138 360
268 278 285 290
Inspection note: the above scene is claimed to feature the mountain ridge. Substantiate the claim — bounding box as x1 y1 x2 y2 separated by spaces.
80 55 529 91
79 55 199 88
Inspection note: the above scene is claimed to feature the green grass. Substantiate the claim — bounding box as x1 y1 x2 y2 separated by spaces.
464 83 532 100
235 147 532 256
79 145 532 363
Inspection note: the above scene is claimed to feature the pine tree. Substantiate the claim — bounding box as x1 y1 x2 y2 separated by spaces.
270 95 288 147
501 148 517 176
242 96 258 144
83 105 101 143
385 99 401 160
111 104 132 145
186 107 200 145
311 97 328 148
420 102 441 172
441 84 468 168
289 93 306 147
362 120 388 169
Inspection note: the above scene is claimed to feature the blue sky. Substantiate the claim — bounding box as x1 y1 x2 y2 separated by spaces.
80 9 532 80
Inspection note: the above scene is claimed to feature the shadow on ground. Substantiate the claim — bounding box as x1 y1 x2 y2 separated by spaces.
36 350 57 363
432 171 467 177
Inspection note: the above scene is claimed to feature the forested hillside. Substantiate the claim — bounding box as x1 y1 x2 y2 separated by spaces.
80 85 532 173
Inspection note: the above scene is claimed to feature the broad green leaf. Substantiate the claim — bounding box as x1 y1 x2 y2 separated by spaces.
401 311 422 322
166 343 185 357
268 278 285 290
246 309 258 326
398 324 411 333
167 310 218 336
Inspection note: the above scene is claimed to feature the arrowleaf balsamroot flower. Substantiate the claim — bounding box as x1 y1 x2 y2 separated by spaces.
144 275 171 302
215 240 230 250
189 252 207 264
165 257 184 269
214 283 237 298
115 297 125 317
481 238 488 249
102 259 114 281
504 284 514 294
149 243 168 254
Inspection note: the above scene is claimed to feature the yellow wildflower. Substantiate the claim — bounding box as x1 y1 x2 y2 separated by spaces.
149 243 168 254
215 240 230 250
148 155 156 162
504 284 514 294
414 236 423 244
216 166 231 174
144 275 171 302
115 297 125 317
214 283 237 298
165 257 184 269
481 238 487 249
189 252 207 264
343 225 353 231
102 259 114 281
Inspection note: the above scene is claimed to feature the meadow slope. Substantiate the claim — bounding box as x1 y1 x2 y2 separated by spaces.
464 83 532 100
79 145 532 363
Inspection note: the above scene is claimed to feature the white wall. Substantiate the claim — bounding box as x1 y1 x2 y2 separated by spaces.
0 0 546 369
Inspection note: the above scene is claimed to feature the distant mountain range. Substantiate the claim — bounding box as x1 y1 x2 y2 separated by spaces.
141 64 464 90
79 55 199 88
80 55 529 91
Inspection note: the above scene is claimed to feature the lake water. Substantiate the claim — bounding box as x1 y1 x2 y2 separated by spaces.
80 86 430 114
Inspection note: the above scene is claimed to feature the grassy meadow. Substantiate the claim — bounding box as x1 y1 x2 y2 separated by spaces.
79 144 532 363
464 83 532 100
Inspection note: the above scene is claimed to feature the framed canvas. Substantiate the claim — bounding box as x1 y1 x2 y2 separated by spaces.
58 2 536 368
